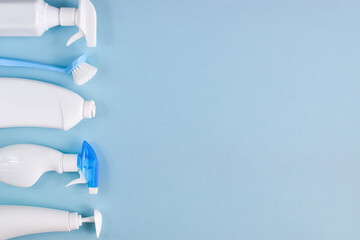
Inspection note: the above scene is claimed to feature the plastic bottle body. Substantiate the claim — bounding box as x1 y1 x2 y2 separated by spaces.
0 78 95 130
0 144 78 188
0 141 98 194
0 0 97 47
0 206 79 239
0 0 60 36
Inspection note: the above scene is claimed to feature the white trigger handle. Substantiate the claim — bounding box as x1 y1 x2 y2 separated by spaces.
64 0 97 47
66 31 85 47
66 170 87 188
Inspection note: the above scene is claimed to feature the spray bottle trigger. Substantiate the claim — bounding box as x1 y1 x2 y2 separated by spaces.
66 0 97 47
66 31 85 46
65 170 87 188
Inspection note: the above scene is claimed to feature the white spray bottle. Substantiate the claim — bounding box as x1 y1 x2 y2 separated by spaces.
0 0 97 47
0 205 102 239
0 141 99 194
0 77 96 130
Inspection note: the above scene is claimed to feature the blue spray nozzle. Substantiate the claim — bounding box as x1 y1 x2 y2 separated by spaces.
77 141 99 194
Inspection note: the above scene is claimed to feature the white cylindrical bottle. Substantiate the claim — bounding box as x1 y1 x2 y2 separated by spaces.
0 0 97 47
0 78 96 130
0 206 102 239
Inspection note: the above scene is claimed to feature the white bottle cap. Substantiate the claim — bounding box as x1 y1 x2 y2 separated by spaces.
83 100 96 119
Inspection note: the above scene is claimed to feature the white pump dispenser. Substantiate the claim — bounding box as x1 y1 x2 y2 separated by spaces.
0 78 96 130
0 0 97 47
0 205 102 239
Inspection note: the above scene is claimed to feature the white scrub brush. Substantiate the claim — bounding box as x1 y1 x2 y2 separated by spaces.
0 54 97 86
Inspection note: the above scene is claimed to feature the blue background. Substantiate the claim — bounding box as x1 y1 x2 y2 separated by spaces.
1 0 360 239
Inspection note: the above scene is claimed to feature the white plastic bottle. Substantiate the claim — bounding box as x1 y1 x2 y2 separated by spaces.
0 0 97 47
0 78 96 130
0 205 102 239
0 141 99 194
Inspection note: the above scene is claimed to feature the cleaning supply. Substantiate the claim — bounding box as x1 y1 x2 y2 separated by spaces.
0 55 97 86
0 141 99 194
0 0 97 47
0 77 96 130
0 205 102 239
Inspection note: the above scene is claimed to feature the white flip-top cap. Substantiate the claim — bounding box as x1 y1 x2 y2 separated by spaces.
83 100 96 119
60 0 97 47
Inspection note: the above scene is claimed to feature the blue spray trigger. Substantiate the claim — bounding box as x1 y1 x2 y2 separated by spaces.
77 141 99 194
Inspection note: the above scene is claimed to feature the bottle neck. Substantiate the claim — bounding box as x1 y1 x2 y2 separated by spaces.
44 4 60 30
68 212 82 231
68 212 98 233
60 7 77 26
44 5 76 30
62 154 78 173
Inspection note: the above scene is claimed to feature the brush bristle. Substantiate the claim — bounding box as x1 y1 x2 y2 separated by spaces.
72 62 98 86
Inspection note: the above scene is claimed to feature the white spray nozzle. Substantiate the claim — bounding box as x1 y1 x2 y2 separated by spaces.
61 0 97 47
89 187 98 194
81 209 103 238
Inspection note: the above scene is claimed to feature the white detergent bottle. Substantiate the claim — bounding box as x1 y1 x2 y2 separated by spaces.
0 0 97 47
0 205 102 239
0 77 96 130
0 141 99 194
